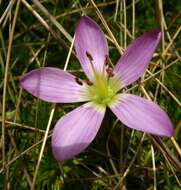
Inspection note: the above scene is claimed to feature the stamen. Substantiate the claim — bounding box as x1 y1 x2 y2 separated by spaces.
104 55 109 66
86 51 93 61
85 80 93 86
75 77 83 85
106 67 114 77
102 54 109 74
86 51 95 73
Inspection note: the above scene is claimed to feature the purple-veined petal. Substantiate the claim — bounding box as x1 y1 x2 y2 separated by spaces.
113 29 162 88
109 94 174 137
52 102 106 161
75 16 108 80
20 67 90 103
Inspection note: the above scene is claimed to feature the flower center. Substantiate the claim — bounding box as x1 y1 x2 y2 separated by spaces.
87 73 119 106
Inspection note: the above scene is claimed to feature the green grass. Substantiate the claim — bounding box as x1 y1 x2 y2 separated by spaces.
0 0 181 189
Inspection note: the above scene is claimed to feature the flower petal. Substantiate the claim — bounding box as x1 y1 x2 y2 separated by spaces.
75 16 108 80
52 102 106 161
20 67 90 103
109 94 174 137
113 30 162 88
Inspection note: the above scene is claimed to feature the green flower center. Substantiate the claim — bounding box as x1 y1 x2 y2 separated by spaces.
87 73 119 106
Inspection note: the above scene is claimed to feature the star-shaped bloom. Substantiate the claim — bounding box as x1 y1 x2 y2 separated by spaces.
20 16 174 161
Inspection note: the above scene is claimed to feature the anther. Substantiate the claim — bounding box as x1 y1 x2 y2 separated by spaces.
75 77 83 85
104 55 109 66
106 67 114 77
86 51 93 61
86 51 95 73
85 80 93 86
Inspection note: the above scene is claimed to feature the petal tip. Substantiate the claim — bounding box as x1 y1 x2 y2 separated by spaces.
146 29 162 42
19 71 33 91
19 76 24 88
51 145 68 162
158 114 174 138
78 15 94 25
79 15 90 21
19 69 41 97
164 124 174 138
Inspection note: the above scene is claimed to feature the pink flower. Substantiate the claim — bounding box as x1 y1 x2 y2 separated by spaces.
20 16 174 161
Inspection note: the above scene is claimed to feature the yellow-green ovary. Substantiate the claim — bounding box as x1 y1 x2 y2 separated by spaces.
87 73 119 106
